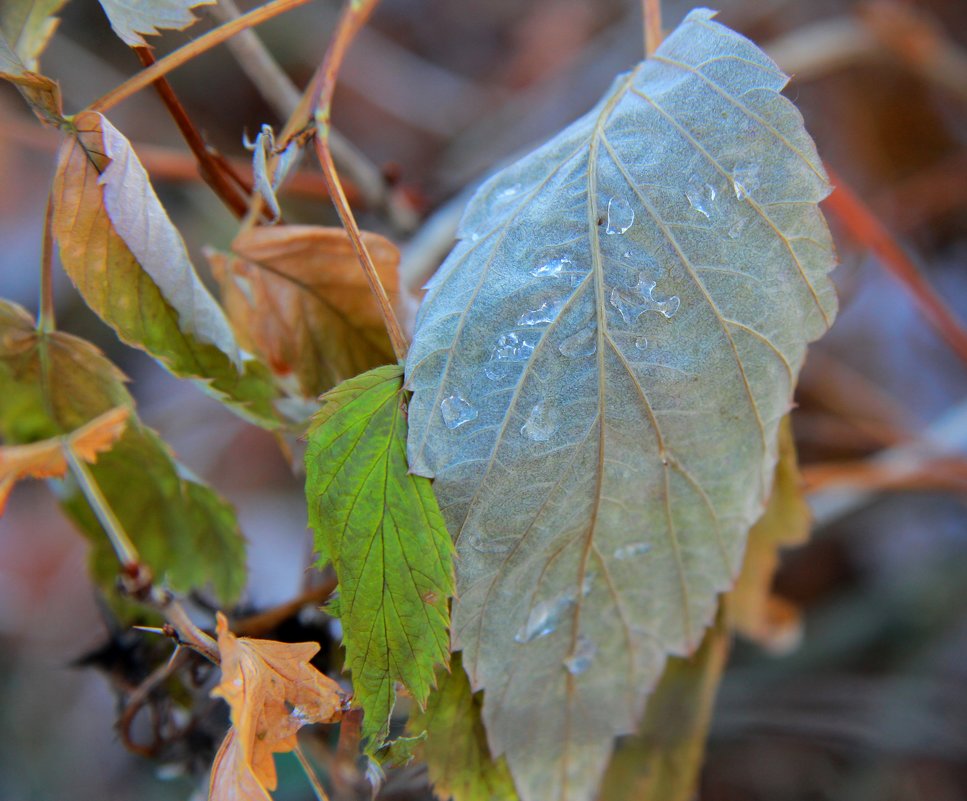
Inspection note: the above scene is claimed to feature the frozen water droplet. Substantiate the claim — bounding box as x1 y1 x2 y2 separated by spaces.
605 196 635 235
469 231 480 242
610 273 680 323
580 571 595 597
440 393 477 429
728 217 746 239
614 542 651 560
290 705 312 724
635 336 648 350
563 635 597 675
531 255 571 278
732 162 759 200
559 326 597 358
686 175 716 219
485 332 535 379
518 299 563 326
521 400 558 441
499 183 521 199
469 529 515 554
515 595 572 643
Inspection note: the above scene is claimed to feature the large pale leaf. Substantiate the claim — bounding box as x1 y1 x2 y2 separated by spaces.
407 652 518 801
0 0 66 68
0 299 246 605
209 225 401 401
404 9 837 801
52 111 285 429
305 365 454 745
98 0 213 48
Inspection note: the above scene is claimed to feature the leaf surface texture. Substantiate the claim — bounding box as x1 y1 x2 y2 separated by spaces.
405 9 836 801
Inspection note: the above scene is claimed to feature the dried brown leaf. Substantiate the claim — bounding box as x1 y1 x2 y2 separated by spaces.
209 613 345 800
209 225 402 400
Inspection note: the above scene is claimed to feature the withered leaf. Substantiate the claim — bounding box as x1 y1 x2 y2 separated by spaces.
209 613 345 800
211 225 402 401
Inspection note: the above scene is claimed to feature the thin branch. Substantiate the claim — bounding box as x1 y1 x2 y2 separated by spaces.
118 647 190 757
0 114 345 201
643 0 663 57
88 0 313 114
133 47 251 219
312 0 409 361
824 164 967 366
37 188 56 333
294 742 332 801
233 578 337 637
65 444 140 569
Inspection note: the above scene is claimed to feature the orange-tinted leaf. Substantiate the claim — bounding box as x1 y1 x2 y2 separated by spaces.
0 406 129 513
210 225 403 400
209 729 273 801
210 613 345 799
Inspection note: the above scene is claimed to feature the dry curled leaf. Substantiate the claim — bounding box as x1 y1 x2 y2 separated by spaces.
209 613 345 801
98 0 214 48
0 406 129 514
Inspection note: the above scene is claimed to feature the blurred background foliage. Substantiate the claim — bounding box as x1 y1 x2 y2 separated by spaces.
1 0 966 799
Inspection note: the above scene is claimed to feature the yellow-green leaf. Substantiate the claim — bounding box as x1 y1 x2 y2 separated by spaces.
408 652 518 801
0 0 67 69
599 614 730 801
730 416 809 649
51 111 285 430
0 299 246 605
305 364 454 745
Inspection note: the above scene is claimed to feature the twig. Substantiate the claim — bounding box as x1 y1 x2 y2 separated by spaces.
312 0 409 361
295 741 332 801
88 0 313 114
824 165 967 366
810 397 967 527
37 189 56 334
65 445 140 570
233 578 337 637
133 47 251 219
643 0 663 57
118 647 190 757
0 114 345 201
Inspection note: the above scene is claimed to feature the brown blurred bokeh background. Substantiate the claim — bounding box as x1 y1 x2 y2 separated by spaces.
1 0 966 799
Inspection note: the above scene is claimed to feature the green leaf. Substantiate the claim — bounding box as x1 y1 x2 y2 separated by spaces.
408 652 518 801
59 425 247 605
374 732 426 769
97 0 213 48
305 364 454 746
599 614 730 801
51 111 285 430
0 0 67 69
404 9 837 801
0 299 246 605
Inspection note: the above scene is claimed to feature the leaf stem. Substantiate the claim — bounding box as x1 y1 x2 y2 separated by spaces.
133 47 252 219
294 742 332 801
65 443 140 569
312 0 409 362
88 0 313 114
37 187 56 333
643 0 663 57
